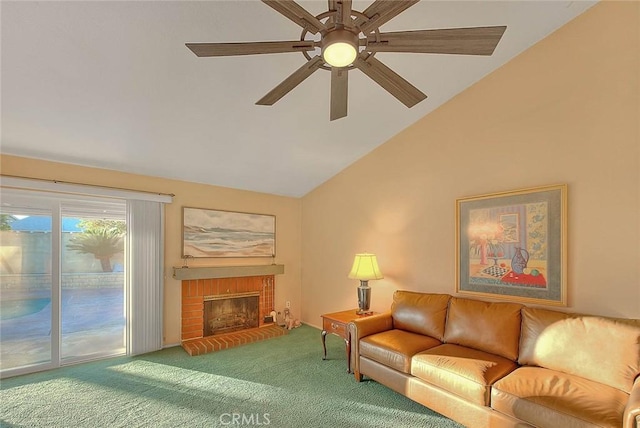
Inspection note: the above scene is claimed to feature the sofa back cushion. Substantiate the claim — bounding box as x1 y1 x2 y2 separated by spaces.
391 291 451 341
519 307 640 393
443 297 522 361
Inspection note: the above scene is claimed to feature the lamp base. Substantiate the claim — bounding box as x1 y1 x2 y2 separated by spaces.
356 309 373 315
357 280 371 315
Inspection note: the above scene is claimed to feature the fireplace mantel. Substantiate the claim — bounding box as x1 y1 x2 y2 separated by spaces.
173 264 284 280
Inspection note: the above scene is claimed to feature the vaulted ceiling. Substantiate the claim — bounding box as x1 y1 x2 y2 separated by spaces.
1 1 596 197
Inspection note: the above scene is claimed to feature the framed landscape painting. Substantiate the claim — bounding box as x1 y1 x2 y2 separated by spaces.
182 207 275 258
455 184 567 306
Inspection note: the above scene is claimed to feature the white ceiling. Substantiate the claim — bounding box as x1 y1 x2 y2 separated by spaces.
1 1 596 197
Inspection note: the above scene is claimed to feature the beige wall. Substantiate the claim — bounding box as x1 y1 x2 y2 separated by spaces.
0 155 302 346
301 1 640 326
1 2 638 347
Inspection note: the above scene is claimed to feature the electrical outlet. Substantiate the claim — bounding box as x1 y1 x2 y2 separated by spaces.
286 300 291 308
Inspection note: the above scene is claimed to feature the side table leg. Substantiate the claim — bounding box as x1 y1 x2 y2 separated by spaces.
344 337 351 373
321 330 327 360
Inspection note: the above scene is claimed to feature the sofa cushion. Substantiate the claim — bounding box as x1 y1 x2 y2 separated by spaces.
443 297 522 361
391 291 450 341
492 366 628 428
411 343 517 406
519 307 640 393
360 329 441 374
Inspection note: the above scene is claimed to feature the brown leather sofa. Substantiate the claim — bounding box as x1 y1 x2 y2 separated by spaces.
350 291 640 428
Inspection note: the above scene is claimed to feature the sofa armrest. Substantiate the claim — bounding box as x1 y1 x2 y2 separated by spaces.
625 376 640 428
349 312 393 381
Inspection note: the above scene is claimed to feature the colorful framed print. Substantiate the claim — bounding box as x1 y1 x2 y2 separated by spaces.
456 184 567 306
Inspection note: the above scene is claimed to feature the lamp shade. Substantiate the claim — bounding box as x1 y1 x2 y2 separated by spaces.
348 253 384 281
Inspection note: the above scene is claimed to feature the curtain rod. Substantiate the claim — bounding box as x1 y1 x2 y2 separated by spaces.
0 174 175 197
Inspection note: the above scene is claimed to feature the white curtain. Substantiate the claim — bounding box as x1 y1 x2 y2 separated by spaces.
127 199 165 355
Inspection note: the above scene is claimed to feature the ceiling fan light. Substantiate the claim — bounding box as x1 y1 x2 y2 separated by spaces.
323 42 357 67
322 29 358 67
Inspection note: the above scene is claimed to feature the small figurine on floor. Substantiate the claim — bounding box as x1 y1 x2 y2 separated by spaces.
283 308 301 330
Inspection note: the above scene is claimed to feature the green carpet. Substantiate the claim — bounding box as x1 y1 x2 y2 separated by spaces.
0 325 463 428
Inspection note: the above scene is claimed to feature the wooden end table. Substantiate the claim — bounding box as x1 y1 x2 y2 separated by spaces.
321 309 376 373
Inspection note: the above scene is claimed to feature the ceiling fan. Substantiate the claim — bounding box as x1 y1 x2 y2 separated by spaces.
186 0 506 121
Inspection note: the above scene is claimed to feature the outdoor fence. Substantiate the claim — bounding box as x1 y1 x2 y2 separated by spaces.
0 272 125 290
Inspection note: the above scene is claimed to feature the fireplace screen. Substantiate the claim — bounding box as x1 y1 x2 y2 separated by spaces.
204 293 260 336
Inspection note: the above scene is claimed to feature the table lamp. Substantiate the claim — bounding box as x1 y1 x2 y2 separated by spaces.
348 253 384 315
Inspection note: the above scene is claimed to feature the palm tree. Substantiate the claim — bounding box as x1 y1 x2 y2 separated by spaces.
66 220 125 272
0 214 15 231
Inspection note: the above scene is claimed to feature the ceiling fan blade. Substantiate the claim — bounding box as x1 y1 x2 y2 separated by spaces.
256 56 324 106
355 0 420 34
338 0 352 26
367 26 507 56
328 0 352 26
262 0 326 34
186 41 316 57
328 0 337 24
330 67 348 121
354 54 426 108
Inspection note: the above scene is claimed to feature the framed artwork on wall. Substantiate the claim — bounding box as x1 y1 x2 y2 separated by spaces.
455 184 567 306
182 207 275 258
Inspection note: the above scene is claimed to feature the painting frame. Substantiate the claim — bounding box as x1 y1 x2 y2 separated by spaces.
455 184 567 306
182 207 276 258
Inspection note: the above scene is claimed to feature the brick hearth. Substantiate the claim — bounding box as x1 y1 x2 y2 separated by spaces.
181 275 286 355
182 325 287 356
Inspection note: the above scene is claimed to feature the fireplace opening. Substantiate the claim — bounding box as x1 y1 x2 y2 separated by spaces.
204 293 260 336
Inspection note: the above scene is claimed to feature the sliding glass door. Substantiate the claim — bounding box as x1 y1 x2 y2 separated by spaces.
0 201 54 371
0 191 127 376
60 201 126 362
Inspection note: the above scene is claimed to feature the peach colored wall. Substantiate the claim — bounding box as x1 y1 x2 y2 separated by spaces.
301 1 640 326
0 154 302 346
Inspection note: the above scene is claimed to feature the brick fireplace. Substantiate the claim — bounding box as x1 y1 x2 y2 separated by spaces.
180 274 286 355
204 293 260 336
